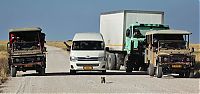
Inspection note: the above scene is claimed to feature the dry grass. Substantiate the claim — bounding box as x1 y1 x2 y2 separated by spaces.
190 44 200 62
0 40 9 83
46 40 72 50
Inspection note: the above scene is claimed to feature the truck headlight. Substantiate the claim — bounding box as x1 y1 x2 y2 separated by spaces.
162 57 169 62
15 58 20 62
70 56 78 62
37 57 41 61
186 58 190 62
98 57 105 61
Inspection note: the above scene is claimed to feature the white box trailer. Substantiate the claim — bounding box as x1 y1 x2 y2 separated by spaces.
100 10 164 51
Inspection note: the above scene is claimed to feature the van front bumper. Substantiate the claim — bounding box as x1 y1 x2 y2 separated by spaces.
70 61 106 71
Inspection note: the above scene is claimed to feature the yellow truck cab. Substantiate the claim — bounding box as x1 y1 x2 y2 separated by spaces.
145 30 195 78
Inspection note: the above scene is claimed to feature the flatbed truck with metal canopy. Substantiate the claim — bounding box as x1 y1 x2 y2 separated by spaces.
7 27 46 77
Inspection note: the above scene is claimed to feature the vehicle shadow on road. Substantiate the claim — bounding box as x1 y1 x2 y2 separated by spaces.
21 71 148 77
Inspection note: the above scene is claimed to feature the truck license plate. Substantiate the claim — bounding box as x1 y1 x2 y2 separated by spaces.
83 66 93 70
24 65 32 67
172 65 182 68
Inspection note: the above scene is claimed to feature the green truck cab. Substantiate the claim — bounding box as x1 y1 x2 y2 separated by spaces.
124 23 169 72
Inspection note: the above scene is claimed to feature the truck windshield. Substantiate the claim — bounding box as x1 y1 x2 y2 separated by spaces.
134 26 169 35
72 41 104 50
13 41 40 51
159 40 187 49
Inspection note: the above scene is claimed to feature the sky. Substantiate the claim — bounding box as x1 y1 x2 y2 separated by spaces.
0 0 199 43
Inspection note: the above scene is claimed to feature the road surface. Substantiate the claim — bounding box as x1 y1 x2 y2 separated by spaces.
0 46 199 93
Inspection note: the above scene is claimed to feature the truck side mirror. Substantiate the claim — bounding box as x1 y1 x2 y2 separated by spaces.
153 47 158 52
191 47 194 53
7 42 11 53
105 47 109 51
43 47 47 52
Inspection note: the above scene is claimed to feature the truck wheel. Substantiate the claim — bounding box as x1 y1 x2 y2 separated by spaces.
105 53 109 70
107 53 116 70
70 70 76 75
156 66 163 78
134 66 139 71
11 67 17 77
148 64 155 76
39 68 45 76
185 70 194 78
189 71 194 78
126 62 133 73
179 73 184 78
115 53 121 70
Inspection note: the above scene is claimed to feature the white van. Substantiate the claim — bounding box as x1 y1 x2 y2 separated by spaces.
70 33 106 74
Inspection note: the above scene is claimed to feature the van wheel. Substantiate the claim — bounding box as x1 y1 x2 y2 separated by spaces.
11 67 17 77
70 70 76 74
102 70 106 74
148 63 155 76
156 66 163 78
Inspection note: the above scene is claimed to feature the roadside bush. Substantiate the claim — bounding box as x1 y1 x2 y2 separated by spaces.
0 51 8 83
0 45 7 52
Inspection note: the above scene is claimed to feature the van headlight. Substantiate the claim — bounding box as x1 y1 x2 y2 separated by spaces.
70 56 78 62
98 57 105 61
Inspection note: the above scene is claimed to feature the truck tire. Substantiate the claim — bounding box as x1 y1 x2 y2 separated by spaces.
70 70 76 75
156 66 163 78
179 73 184 78
115 53 121 70
105 53 109 70
124 55 132 72
39 68 45 76
148 63 155 76
185 70 194 78
134 66 139 71
11 67 17 77
189 71 194 78
107 53 116 70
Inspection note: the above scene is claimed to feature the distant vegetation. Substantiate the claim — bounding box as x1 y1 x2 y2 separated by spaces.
0 40 9 83
46 40 72 51
190 44 200 62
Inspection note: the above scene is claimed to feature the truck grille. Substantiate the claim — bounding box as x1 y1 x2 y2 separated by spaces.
77 57 99 61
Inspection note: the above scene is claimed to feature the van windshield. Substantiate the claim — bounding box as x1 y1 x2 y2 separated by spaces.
72 41 104 50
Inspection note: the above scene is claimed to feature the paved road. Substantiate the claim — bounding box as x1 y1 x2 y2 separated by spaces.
1 46 199 93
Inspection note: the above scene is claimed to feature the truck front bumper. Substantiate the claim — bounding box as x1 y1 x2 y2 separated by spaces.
160 62 194 73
